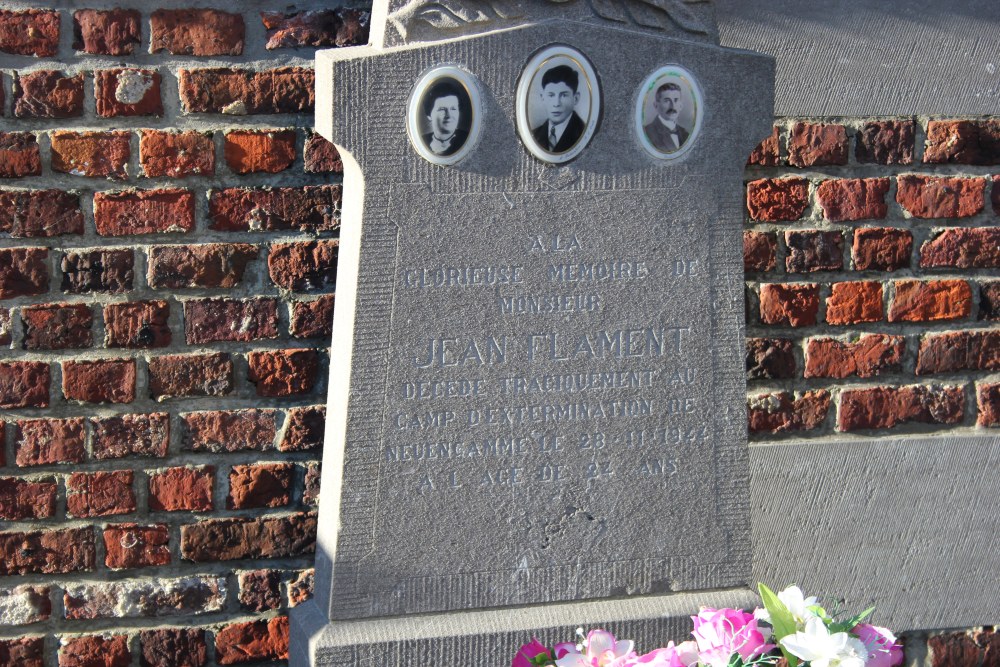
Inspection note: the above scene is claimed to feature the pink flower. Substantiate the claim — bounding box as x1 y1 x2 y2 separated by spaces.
636 641 700 667
556 630 637 667
853 624 903 667
692 608 775 667
514 638 552 667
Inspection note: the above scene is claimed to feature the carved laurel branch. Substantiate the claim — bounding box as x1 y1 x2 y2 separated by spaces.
388 0 712 41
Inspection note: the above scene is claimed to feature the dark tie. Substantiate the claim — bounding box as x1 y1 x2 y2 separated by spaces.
549 126 558 150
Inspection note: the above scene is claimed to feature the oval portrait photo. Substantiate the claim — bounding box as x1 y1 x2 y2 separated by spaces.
407 65 482 166
635 65 703 161
516 45 600 164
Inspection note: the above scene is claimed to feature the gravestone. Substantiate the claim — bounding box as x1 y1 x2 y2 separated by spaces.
292 2 774 665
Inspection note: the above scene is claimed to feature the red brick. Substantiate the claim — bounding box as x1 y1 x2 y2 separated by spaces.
228 463 294 509
889 279 972 322
147 244 258 289
0 247 48 298
303 462 320 506
224 129 296 174
151 9 244 56
209 185 341 232
248 349 319 397
148 466 214 512
181 514 316 562
748 390 830 434
746 178 809 222
104 524 170 569
73 8 140 55
51 130 131 179
139 629 208 667
140 130 215 178
0 307 9 345
977 383 1000 427
184 298 279 344
896 175 984 218
62 249 133 294
0 132 42 177
0 10 59 56
981 282 1000 321
268 240 339 291
262 8 370 49
63 575 224 620
15 418 84 466
148 353 234 400
104 300 171 348
0 527 94 575
746 338 796 380
288 568 314 606
747 126 780 166
838 384 965 431
95 68 163 117
178 67 315 114
816 178 890 221
0 477 57 520
788 122 848 167
826 281 883 325
92 413 169 460
292 294 336 338
62 358 136 404
13 71 85 118
60 635 130 667
924 119 1000 164
994 175 1000 215
855 119 915 165
852 227 912 271
916 331 1000 375
239 569 282 612
759 283 820 327
0 584 50 625
0 189 84 237
0 637 45 667
215 617 289 664
805 334 904 379
0 361 49 408
304 133 344 173
279 405 325 452
94 189 194 236
67 470 135 517
929 633 981 667
920 227 1000 269
22 303 92 350
785 230 843 273
743 231 776 273
183 409 277 453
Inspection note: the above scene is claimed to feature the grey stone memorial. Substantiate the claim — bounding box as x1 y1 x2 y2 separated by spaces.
292 2 774 665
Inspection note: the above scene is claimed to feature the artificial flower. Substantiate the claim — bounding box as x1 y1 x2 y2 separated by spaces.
556 629 637 667
634 640 700 667
756 586 821 627
514 637 552 667
692 608 775 667
853 624 903 667
781 617 868 667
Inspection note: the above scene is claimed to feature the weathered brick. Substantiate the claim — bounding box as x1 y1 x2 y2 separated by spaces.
184 298 279 344
268 240 339 291
148 353 234 400
62 249 134 294
304 133 344 173
746 338 796 380
743 231 776 273
148 466 214 512
0 247 48 298
924 119 1000 165
51 130 131 179
980 282 1000 321
15 418 83 466
994 175 1000 215
816 178 890 221
178 67 314 114
140 130 215 178
0 526 94 575
248 349 320 397
280 405 325 452
0 189 84 237
67 470 135 517
0 361 49 408
62 358 136 404
916 331 1000 375
22 303 92 350
92 413 169 460
95 68 163 117
262 8 370 48
288 569 314 607
215 617 289 665
0 477 57 520
224 129 296 173
0 307 9 345
759 283 820 327
13 71 85 118
228 463 294 509
0 637 45 667
0 9 59 56
855 119 914 165
826 281 883 325
838 384 965 431
852 227 912 272
0 133 42 177
977 383 1000 427
104 524 170 569
785 230 844 273
238 569 282 612
920 227 1000 269
788 122 848 167
746 126 780 166
291 294 336 338
0 584 50 625
147 244 258 289
209 185 341 232
889 279 972 322
748 390 830 434
929 632 981 667
181 514 316 562
303 463 320 506
896 175 985 218
104 300 171 348
59 635 130 667
150 9 244 56
805 334 904 379
64 576 225 620
94 189 194 236
139 629 209 667
73 8 140 55
746 178 809 222
184 409 277 453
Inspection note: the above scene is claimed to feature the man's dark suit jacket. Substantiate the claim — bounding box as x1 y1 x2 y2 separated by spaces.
643 119 689 152
531 112 586 153
422 128 469 156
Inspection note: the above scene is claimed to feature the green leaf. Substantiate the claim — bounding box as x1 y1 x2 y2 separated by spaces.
758 583 799 667
830 606 875 634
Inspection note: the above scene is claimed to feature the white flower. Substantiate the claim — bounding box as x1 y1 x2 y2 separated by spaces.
778 586 821 626
781 617 868 667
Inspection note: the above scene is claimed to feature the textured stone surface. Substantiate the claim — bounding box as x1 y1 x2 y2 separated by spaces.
0 584 51 625
63 576 225 619
747 126 780 166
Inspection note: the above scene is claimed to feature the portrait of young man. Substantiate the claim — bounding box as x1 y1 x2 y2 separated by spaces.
531 64 586 154
643 81 689 153
421 78 471 157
